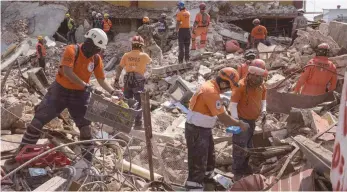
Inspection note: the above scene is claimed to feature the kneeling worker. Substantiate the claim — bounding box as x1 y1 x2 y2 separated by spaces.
114 36 152 129
185 67 249 190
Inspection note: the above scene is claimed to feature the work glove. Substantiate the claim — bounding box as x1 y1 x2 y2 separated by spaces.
84 84 94 93
111 89 124 100
239 120 250 132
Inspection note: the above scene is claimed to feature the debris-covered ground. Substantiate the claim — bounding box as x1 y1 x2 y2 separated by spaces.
1 1 347 191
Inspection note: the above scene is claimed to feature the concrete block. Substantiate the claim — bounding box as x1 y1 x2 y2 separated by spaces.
266 74 286 89
218 29 248 43
151 63 193 76
1 102 25 130
168 76 196 103
328 21 347 49
198 65 212 77
309 110 330 134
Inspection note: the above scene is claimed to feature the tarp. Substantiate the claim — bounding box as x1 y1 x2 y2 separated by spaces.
331 72 347 191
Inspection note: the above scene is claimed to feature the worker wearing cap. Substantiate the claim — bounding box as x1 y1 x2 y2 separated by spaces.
230 59 268 181
102 13 113 39
250 18 268 49
176 1 191 64
137 17 163 65
66 13 76 44
36 36 47 72
185 67 249 190
294 43 337 96
192 3 210 50
290 9 308 46
20 29 121 162
157 13 169 50
237 49 258 80
114 36 152 129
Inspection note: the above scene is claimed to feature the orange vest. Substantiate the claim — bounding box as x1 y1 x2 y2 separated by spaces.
103 19 112 32
36 42 46 58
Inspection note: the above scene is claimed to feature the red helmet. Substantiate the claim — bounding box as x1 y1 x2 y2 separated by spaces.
248 59 268 77
199 3 206 10
132 35 144 46
317 43 330 50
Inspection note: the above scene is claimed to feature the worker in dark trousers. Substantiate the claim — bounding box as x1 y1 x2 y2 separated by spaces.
20 29 121 162
114 36 152 129
36 36 47 72
176 1 191 64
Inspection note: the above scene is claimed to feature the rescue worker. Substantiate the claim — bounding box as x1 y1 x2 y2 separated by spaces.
237 49 258 80
293 43 337 96
66 13 76 44
36 36 47 72
157 13 169 50
20 28 121 162
137 16 163 65
176 1 191 64
102 13 113 39
113 36 152 128
230 59 268 181
250 18 268 48
91 11 97 28
191 3 210 50
290 9 308 46
185 67 250 190
93 13 103 29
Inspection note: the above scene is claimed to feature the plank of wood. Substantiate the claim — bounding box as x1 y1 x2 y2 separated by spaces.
33 176 67 191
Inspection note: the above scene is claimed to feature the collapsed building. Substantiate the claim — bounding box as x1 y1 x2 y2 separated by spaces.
1 0 347 191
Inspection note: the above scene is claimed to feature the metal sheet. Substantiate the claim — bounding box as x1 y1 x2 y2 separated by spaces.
266 89 335 114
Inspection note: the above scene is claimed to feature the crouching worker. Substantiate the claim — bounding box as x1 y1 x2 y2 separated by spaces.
20 28 121 162
230 59 268 181
114 36 152 129
185 67 250 191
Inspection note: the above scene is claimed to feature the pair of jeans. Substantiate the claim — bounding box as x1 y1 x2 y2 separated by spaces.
178 28 191 63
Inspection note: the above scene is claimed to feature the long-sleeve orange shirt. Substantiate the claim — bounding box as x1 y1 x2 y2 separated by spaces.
294 56 337 96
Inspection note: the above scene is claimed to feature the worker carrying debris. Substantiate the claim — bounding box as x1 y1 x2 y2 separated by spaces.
191 3 210 50
36 36 47 72
157 13 169 50
230 59 268 181
102 13 113 40
293 43 337 96
176 1 191 64
137 16 163 65
237 49 258 80
65 13 76 44
185 67 250 190
290 9 307 46
114 36 152 129
250 18 268 49
19 28 121 162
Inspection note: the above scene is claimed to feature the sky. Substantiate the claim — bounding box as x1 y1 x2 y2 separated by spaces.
304 0 346 20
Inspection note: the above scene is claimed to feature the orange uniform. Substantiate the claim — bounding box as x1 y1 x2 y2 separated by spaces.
294 56 337 96
251 25 268 40
237 63 249 80
119 50 152 75
192 12 210 49
36 42 46 58
176 9 191 29
103 19 112 32
189 80 224 117
231 78 266 120
56 44 105 90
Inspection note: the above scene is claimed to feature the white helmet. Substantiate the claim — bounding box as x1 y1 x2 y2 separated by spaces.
97 13 102 18
84 28 108 49
92 11 97 16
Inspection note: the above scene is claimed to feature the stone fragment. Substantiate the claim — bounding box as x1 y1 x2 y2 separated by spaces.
198 65 212 77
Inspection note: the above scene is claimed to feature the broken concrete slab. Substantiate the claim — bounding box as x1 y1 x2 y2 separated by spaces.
266 74 286 89
198 65 212 77
218 29 248 43
151 63 193 76
168 76 196 103
328 21 347 50
1 102 25 130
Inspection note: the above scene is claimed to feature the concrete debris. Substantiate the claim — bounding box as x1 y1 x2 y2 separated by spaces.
198 65 212 77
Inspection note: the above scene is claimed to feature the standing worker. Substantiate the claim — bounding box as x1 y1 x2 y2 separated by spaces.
293 43 337 95
66 13 76 44
191 3 210 50
113 36 152 128
185 67 249 190
137 17 163 65
94 13 103 29
157 13 169 50
237 49 258 80
176 1 191 64
36 36 47 72
20 29 121 162
102 13 113 40
91 11 97 28
230 59 268 181
250 18 268 48
290 9 307 46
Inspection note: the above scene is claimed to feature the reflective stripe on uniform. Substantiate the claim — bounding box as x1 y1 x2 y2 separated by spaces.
186 110 217 128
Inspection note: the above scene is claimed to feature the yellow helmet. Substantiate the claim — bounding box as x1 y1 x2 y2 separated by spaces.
37 36 43 40
104 13 109 18
65 13 70 17
143 17 150 23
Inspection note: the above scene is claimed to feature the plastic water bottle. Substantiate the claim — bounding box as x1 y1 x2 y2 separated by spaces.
226 126 241 135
